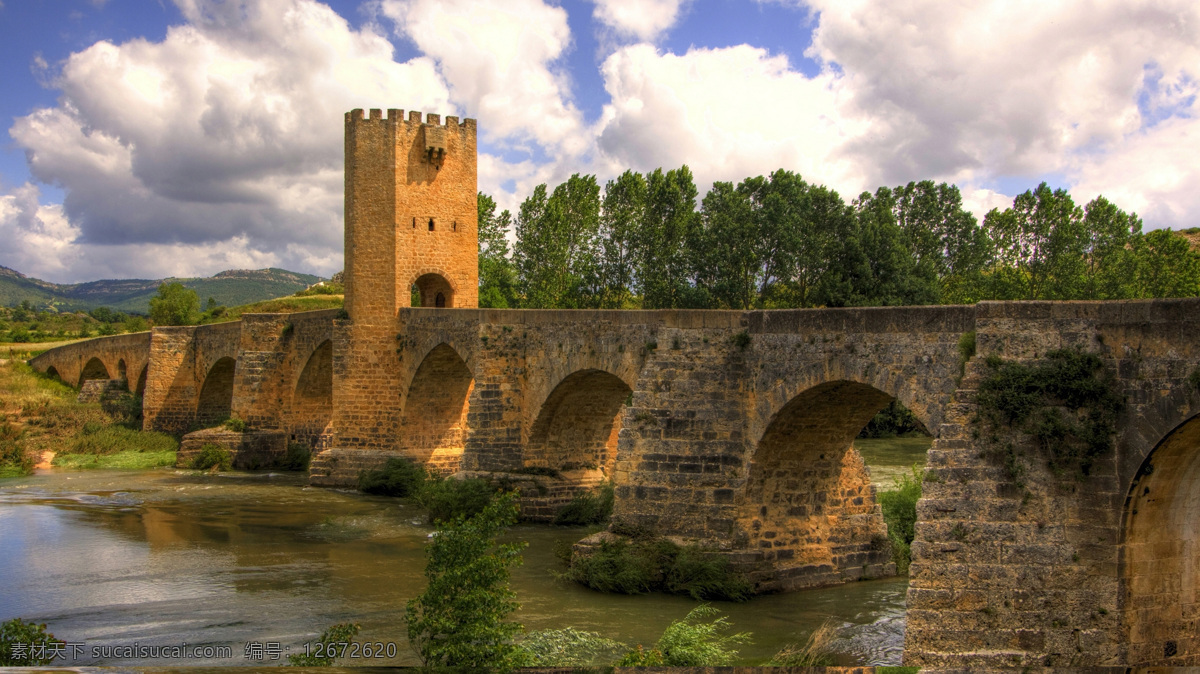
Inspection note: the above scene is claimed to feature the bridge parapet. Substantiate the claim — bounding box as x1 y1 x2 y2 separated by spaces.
29 331 151 393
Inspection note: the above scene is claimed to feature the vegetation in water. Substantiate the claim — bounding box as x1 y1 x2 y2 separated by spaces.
286 622 361 666
877 464 922 574
517 627 626 667
617 605 751 667
552 481 614 525
976 348 1123 484
358 457 428 497
406 491 527 672
0 618 65 666
420 477 497 524
280 442 311 471
565 535 752 601
764 617 839 666
191 443 232 471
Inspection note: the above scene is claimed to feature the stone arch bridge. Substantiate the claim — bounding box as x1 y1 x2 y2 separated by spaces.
28 298 1200 667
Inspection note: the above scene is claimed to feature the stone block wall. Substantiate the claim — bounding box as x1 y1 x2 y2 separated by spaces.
177 428 288 470
29 331 151 393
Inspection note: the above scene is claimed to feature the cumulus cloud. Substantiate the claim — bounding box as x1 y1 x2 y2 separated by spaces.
591 0 688 43
7 0 451 282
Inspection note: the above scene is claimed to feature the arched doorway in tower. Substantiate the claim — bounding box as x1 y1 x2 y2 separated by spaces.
291 340 333 449
525 370 632 482
411 273 454 308
737 380 910 592
196 357 236 427
78 357 110 387
399 344 474 472
1121 412 1200 665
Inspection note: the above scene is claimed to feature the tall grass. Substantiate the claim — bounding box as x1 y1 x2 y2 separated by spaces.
878 463 922 574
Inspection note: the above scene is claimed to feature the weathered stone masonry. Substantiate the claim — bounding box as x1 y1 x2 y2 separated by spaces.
27 105 1200 667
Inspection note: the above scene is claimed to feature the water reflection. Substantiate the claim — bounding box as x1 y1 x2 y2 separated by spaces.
0 469 908 666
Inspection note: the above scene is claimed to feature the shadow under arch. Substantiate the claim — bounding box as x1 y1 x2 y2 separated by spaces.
737 379 898 592
1120 411 1200 665
525 369 632 481
117 359 127 384
197 357 236 427
135 365 148 397
79 357 110 387
291 340 333 448
399 343 473 472
412 273 454 308
45 365 62 383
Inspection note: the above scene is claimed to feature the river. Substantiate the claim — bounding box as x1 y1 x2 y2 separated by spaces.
0 441 926 668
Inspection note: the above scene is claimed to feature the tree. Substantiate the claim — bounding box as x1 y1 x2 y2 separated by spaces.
478 193 519 308
1131 228 1200 298
693 180 758 309
596 171 647 308
1080 196 1141 299
405 491 528 672
0 618 64 666
513 176 602 308
148 282 200 326
638 166 700 308
983 183 1085 300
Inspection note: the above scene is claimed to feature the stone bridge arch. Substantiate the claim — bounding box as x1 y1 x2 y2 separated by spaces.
736 379 898 592
399 342 474 472
411 271 457 308
290 339 334 448
196 356 237 427
524 368 633 481
78 357 111 387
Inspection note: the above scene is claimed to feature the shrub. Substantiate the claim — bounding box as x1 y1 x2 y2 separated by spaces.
223 416 247 432
280 443 311 471
553 482 614 525
191 443 231 471
566 536 751 601
286 622 360 666
517 627 625 667
0 618 65 666
858 399 928 439
618 605 751 667
406 492 527 672
731 331 751 350
70 425 178 456
358 457 427 497
878 464 922 574
420 477 496 524
0 422 32 477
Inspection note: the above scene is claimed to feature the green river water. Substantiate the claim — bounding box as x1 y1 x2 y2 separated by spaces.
0 440 927 667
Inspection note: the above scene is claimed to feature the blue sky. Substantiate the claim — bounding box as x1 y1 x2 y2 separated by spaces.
1 0 1198 282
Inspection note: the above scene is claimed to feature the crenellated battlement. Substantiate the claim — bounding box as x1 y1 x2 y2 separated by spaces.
345 108 476 131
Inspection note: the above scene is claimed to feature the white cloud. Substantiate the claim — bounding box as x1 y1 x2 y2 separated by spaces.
8 0 452 282
593 43 867 197
591 0 687 43
380 0 587 157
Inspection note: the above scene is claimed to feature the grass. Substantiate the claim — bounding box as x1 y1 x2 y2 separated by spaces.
878 464 922 574
854 436 932 487
566 536 752 601
199 295 343 324
764 618 838 666
553 482 614 525
0 360 177 476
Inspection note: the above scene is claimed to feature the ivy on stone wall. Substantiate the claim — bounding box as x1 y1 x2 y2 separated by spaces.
975 348 1123 485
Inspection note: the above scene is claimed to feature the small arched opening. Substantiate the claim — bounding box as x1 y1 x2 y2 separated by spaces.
78 357 110 387
117 359 128 382
197 357 237 427
411 273 454 308
45 366 61 383
399 344 474 472
291 340 333 449
1121 413 1200 665
525 370 631 481
738 380 907 591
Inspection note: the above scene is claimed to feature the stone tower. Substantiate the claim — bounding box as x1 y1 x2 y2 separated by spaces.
343 108 478 319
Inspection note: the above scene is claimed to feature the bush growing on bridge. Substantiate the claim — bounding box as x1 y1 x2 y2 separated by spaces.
358 457 427 497
878 464 922 574
976 348 1123 484
553 481 614 525
191 443 231 471
406 491 527 672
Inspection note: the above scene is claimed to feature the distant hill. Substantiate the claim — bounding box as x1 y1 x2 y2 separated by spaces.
0 266 324 314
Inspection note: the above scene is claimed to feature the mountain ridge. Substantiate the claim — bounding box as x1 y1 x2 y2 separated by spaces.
0 265 324 314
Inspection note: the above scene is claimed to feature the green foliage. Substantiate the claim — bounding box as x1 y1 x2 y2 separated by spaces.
517 627 626 667
731 331 751 350
405 492 527 672
0 421 32 477
553 482 614 525
618 605 751 667
958 330 976 366
70 423 177 456
566 536 751 601
358 457 428 497
878 464 923 574
286 622 361 666
858 399 928 439
977 348 1123 482
191 443 232 471
280 442 311 471
293 282 344 296
222 416 247 432
149 282 200 326
420 477 497 524
0 618 65 666
478 192 520 308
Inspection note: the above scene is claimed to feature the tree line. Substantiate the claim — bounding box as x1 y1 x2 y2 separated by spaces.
477 170 1200 309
